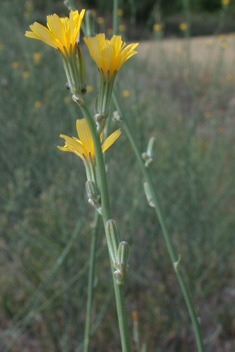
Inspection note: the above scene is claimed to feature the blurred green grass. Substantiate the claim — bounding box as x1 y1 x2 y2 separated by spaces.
1 0 235 351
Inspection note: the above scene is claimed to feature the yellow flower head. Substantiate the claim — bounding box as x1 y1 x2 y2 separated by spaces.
33 51 41 64
222 0 230 5
153 23 161 31
25 10 85 55
179 22 187 31
58 118 121 161
84 34 138 77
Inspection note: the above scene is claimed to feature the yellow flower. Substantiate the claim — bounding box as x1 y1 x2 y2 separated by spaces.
122 90 130 98
222 0 230 5
132 311 138 323
179 22 187 31
117 9 124 16
205 111 212 118
206 39 213 46
58 118 121 161
63 96 71 103
26 10 86 100
107 28 113 35
12 61 19 68
153 23 161 31
84 34 138 124
221 40 228 49
97 17 104 24
35 101 42 108
86 85 93 92
33 51 41 65
25 9 85 55
84 34 138 78
118 24 126 31
22 71 30 78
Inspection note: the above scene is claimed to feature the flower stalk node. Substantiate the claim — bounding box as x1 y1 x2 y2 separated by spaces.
72 94 84 105
142 152 153 167
142 137 155 167
85 180 102 214
114 241 129 285
144 182 155 208
173 254 181 272
94 113 106 133
113 110 122 123
105 220 129 285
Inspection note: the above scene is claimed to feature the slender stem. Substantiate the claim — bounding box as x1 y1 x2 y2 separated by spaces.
83 211 99 352
83 98 114 352
79 102 131 352
113 0 118 35
112 90 205 352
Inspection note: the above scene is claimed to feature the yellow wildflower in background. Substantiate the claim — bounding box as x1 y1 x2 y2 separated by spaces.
87 85 93 92
179 22 187 31
35 101 41 108
132 311 138 323
97 17 104 24
153 23 161 31
33 51 41 65
122 90 130 98
206 39 213 46
177 114 183 120
205 111 212 118
58 118 121 161
175 47 182 55
84 34 138 78
118 24 126 31
221 40 228 49
22 71 30 78
226 74 232 81
107 28 113 35
117 9 124 16
64 96 71 103
25 0 34 12
222 0 230 5
12 61 19 68
25 10 85 55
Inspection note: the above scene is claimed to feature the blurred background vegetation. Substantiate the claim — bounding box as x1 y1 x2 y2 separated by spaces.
0 0 235 351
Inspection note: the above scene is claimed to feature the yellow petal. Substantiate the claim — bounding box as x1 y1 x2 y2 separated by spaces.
76 119 95 158
47 14 67 50
59 134 85 159
102 129 121 153
25 22 59 49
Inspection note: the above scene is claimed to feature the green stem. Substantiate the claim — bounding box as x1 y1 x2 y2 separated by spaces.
113 0 118 35
112 90 205 352
79 102 131 352
83 211 99 352
83 105 114 352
